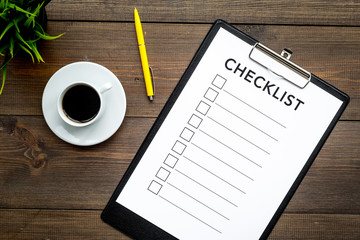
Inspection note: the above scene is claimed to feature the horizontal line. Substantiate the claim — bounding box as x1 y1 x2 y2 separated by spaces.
223 89 286 128
215 102 278 142
175 169 238 207
199 129 262 168
0 114 159 119
1 208 358 217
45 19 360 28
167 182 230 220
184 156 246 194
0 114 351 122
207 116 270 155
191 142 254 181
159 195 222 234
0 208 104 211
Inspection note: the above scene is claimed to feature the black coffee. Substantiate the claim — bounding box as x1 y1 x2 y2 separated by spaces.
62 84 101 123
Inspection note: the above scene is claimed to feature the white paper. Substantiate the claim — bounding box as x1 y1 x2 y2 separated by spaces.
116 27 343 239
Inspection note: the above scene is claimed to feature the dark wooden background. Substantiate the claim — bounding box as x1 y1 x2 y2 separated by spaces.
1 0 359 239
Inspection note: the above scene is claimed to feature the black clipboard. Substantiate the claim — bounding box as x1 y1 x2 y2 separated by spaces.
102 20 349 240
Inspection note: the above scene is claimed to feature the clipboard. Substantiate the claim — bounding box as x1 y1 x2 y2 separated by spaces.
102 20 349 240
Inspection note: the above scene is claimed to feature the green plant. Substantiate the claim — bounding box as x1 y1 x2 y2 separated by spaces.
0 0 63 95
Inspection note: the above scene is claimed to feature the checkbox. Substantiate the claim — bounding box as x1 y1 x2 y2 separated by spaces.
204 87 219 102
148 180 162 195
156 167 171 182
212 75 227 89
196 101 211 115
188 114 203 129
172 141 186 155
164 154 179 168
180 127 195 142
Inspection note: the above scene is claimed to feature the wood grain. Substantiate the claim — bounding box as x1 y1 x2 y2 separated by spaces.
1 22 359 120
0 209 130 240
0 116 153 210
45 0 360 26
269 213 360 239
0 209 359 239
0 116 359 213
0 1 359 239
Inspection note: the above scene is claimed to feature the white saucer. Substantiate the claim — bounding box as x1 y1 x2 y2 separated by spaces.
42 62 126 146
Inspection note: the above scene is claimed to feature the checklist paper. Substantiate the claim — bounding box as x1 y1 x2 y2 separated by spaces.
116 27 344 239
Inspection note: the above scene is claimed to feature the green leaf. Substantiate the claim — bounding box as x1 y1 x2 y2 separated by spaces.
0 54 11 95
0 0 6 9
0 21 14 40
0 53 10 71
9 37 14 57
12 19 20 32
0 43 9 56
18 43 34 62
35 29 64 40
35 22 65 40
8 3 36 16
15 31 32 50
29 41 44 63
0 7 10 20
0 64 6 95
24 2 44 28
35 21 46 34
24 16 34 28
26 37 41 44
33 1 44 15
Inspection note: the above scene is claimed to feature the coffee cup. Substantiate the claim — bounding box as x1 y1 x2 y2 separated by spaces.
57 81 112 127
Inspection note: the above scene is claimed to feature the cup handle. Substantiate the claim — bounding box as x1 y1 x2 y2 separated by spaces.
100 82 113 94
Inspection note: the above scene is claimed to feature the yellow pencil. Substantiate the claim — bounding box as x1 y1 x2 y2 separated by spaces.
134 8 154 101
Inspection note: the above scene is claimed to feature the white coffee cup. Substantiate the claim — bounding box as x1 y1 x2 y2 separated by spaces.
57 81 112 127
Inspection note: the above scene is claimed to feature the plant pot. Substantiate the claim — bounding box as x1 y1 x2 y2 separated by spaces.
39 7 48 30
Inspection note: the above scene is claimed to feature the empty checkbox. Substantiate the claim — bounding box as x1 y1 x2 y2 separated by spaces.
148 180 162 195
156 167 171 182
164 154 179 168
212 75 227 89
172 141 186 155
204 87 219 102
196 101 211 115
188 114 203 129
180 127 195 142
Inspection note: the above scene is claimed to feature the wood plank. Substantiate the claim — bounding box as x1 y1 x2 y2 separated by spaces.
1 22 359 119
0 209 359 239
285 119 360 214
269 213 360 240
0 116 359 213
45 0 360 26
0 116 153 210
0 209 130 240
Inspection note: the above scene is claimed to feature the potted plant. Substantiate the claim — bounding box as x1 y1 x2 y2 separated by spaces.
0 0 63 95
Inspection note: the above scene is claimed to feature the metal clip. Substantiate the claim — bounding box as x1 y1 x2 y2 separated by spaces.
149 66 155 96
249 43 311 88
281 48 292 60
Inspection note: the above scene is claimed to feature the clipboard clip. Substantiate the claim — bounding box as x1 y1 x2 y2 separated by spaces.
249 43 311 88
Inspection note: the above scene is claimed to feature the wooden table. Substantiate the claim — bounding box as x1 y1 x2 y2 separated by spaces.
1 1 359 239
